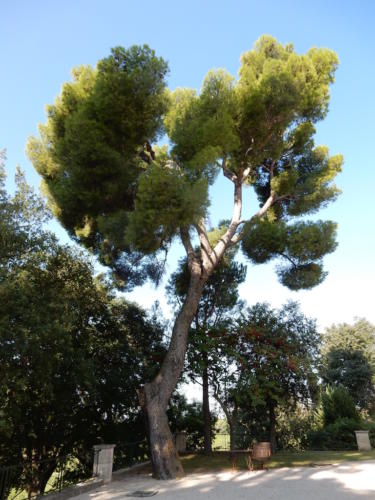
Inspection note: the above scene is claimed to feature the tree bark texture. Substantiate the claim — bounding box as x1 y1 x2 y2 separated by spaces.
143 272 207 479
202 359 212 454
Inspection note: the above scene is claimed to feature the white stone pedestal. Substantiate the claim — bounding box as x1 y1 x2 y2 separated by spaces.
93 444 116 482
355 431 372 451
175 432 187 453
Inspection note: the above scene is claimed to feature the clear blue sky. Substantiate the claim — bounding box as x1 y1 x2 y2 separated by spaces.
1 0 375 331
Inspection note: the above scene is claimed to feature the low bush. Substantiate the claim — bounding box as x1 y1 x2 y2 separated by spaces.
276 405 316 450
321 386 359 425
308 417 360 450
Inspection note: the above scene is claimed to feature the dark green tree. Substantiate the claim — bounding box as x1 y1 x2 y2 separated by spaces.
321 319 375 410
0 164 165 496
308 386 361 451
0 164 104 495
0 151 51 270
321 386 360 425
322 349 374 409
230 302 320 452
167 393 218 451
322 319 375 364
27 37 342 478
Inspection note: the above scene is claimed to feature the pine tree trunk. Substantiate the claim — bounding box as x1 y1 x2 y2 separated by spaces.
268 400 277 454
202 359 212 454
142 271 207 479
143 393 183 479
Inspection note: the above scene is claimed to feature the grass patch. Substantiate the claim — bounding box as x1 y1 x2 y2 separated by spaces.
181 449 375 472
212 434 230 451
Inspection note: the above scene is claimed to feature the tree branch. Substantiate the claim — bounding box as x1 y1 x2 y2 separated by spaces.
190 374 204 388
257 190 276 218
229 190 276 246
195 218 215 270
180 226 199 272
211 180 243 266
277 251 298 268
242 166 252 182
222 157 237 183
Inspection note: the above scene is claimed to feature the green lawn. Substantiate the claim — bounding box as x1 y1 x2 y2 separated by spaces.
181 450 375 472
212 433 230 451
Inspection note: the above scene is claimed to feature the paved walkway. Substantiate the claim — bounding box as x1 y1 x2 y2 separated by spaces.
75 461 375 499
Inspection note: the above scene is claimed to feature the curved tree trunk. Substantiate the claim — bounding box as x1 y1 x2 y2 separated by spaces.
202 359 212 454
141 178 249 478
142 271 207 479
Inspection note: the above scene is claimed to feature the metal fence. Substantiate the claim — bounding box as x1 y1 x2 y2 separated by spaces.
0 440 150 499
0 454 91 500
212 433 231 451
112 440 149 471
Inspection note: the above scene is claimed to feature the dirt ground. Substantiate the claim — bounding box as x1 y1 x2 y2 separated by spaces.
74 460 375 499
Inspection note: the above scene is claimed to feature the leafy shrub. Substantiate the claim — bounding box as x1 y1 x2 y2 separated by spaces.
167 393 217 451
276 405 316 450
306 387 362 450
308 417 359 450
321 386 359 425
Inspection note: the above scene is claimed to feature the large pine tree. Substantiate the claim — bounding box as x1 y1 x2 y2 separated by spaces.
27 36 343 478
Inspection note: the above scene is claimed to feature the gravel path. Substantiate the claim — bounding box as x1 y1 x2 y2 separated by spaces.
74 461 375 499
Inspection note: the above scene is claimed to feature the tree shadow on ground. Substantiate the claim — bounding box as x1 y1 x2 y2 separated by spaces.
83 460 375 499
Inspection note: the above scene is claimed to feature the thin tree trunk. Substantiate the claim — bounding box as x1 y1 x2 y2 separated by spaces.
25 457 56 499
229 422 235 451
228 405 238 451
268 400 277 454
142 271 207 479
202 358 212 454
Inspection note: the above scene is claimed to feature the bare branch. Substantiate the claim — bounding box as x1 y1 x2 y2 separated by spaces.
211 180 243 266
139 141 156 164
229 232 243 246
189 373 203 388
222 157 237 183
242 166 252 182
277 251 298 268
145 141 156 160
180 226 199 272
244 137 254 157
195 218 215 270
257 191 276 218
228 191 276 246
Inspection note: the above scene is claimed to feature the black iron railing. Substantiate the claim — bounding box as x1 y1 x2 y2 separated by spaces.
1 440 150 499
212 433 231 451
0 454 91 500
113 440 149 471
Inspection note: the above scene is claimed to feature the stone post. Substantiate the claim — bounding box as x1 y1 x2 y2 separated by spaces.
355 431 372 451
93 444 116 483
175 432 187 453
